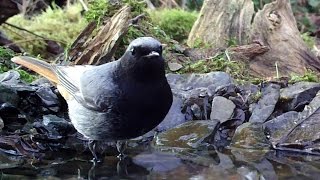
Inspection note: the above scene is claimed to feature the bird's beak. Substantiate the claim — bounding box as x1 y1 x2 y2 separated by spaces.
143 51 159 58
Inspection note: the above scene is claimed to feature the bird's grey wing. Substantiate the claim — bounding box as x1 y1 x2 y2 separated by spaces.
52 65 101 110
53 61 120 112
78 61 120 112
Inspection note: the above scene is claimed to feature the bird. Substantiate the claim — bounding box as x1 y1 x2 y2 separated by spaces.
11 37 173 162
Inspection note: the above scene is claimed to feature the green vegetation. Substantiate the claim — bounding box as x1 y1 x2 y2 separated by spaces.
301 32 316 49
289 70 319 83
85 0 146 23
0 47 36 83
16 69 37 83
0 3 88 58
176 53 257 82
149 9 198 42
0 47 15 72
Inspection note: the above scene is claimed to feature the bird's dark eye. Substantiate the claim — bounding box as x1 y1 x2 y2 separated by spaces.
159 45 163 52
131 47 136 55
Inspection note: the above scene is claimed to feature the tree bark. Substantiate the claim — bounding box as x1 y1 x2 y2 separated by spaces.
68 6 132 65
249 0 320 77
188 0 320 77
187 0 254 48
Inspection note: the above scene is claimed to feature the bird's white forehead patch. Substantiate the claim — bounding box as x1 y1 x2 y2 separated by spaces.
126 37 161 51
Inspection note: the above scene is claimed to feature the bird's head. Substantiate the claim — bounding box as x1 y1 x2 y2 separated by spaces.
121 37 165 80
126 37 163 60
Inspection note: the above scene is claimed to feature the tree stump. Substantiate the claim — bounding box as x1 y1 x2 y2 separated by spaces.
187 0 254 48
249 0 320 77
188 0 320 77
68 6 132 65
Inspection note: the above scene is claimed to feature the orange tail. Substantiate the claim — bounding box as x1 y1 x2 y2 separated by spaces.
11 56 58 83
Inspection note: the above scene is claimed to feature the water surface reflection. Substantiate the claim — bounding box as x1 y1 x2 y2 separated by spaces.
1 147 320 179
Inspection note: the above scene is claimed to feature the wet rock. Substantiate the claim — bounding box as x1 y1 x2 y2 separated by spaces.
230 122 271 149
238 83 260 104
166 72 233 99
0 153 24 169
133 152 182 172
0 84 19 106
0 103 26 131
213 108 247 148
31 77 52 85
280 82 320 112
156 96 186 131
264 111 299 147
191 103 202 120
0 116 4 131
35 86 60 112
214 84 240 98
0 135 43 156
34 115 74 137
0 70 20 84
263 92 320 153
237 167 263 180
276 93 320 150
249 83 280 123
168 62 183 71
210 96 235 123
154 120 219 149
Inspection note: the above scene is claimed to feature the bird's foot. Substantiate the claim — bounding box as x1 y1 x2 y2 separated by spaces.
117 153 127 161
116 140 127 160
88 140 102 164
90 157 102 165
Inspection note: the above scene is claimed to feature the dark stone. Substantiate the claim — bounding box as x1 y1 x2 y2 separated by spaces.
264 111 299 147
0 103 24 125
154 120 219 149
0 116 3 131
0 71 20 84
133 152 182 172
210 96 235 123
214 84 240 98
190 103 202 120
0 84 19 106
166 72 233 123
213 108 247 148
279 82 320 112
34 115 75 137
230 122 271 149
35 86 60 112
168 62 183 71
277 93 320 150
166 72 233 99
238 83 260 104
249 83 280 123
156 96 186 131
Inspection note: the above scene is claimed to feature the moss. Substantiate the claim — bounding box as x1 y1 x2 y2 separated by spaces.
0 47 15 73
289 70 319 83
85 0 146 23
0 47 36 83
301 32 316 49
17 69 37 83
0 46 15 60
0 3 88 58
149 9 198 42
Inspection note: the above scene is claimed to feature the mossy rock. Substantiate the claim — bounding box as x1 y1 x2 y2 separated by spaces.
149 9 198 42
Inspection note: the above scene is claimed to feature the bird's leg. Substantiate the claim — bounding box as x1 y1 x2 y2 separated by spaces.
88 140 101 164
116 140 127 160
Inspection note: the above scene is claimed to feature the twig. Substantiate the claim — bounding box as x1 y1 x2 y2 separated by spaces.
129 14 146 25
4 22 48 40
3 22 67 45
225 49 231 61
79 0 89 11
275 61 279 79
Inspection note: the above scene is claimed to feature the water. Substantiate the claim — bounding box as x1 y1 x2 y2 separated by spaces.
1 146 320 179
